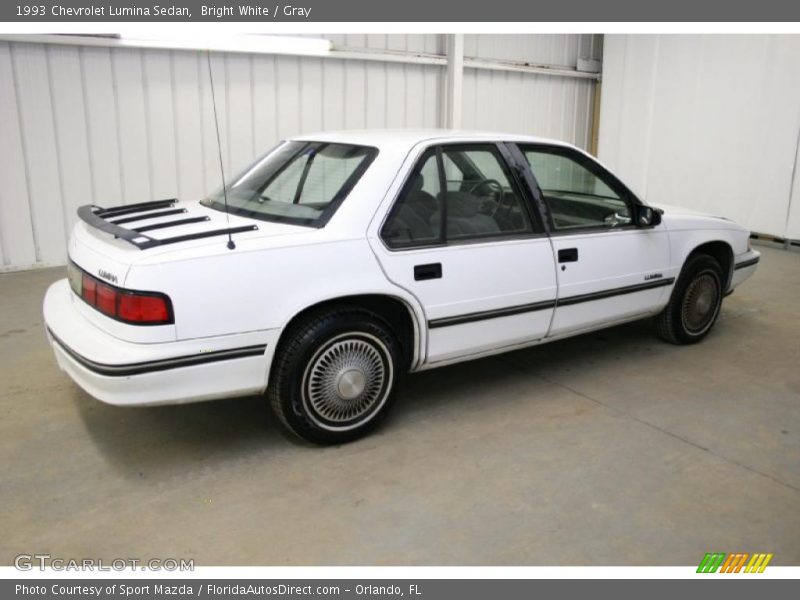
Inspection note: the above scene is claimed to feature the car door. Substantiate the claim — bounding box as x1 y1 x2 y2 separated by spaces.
513 143 672 338
370 142 558 365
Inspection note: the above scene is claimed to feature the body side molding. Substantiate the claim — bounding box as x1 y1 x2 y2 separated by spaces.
427 278 675 328
48 329 267 377
734 256 760 270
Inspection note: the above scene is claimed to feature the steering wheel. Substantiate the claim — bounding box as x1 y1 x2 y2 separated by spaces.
467 179 505 217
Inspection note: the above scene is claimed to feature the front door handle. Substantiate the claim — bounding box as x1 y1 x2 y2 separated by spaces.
558 248 579 263
414 263 442 281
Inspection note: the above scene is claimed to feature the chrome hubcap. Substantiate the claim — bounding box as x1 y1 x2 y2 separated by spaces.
304 336 388 427
336 369 366 400
682 272 720 334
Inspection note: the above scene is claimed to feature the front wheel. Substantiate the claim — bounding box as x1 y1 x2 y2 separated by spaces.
268 307 401 445
655 253 724 344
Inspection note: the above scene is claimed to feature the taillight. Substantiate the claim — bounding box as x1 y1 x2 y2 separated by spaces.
67 261 82 296
82 273 97 304
67 261 173 325
118 293 171 323
95 282 117 315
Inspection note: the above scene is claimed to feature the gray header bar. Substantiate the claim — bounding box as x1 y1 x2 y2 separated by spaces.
1 0 800 22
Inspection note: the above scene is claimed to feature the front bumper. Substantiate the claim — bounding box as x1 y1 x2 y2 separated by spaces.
729 249 761 291
43 279 278 406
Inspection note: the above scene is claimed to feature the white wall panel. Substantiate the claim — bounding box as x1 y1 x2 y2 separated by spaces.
144 50 180 200
0 34 595 270
80 46 124 206
251 54 279 153
464 34 602 65
299 58 324 134
170 51 205 201
324 33 441 54
342 60 367 130
461 34 599 147
787 144 800 239
112 49 151 203
0 43 36 268
12 43 67 265
47 46 94 243
321 58 346 131
225 53 257 171
599 34 800 239
462 70 595 149
275 56 302 140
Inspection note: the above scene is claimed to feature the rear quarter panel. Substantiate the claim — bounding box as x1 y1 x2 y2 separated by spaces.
125 237 426 347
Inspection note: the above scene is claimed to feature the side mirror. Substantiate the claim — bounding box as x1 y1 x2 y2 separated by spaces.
635 205 662 228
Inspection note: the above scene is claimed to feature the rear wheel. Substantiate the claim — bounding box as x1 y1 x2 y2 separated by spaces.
655 253 724 344
268 307 401 445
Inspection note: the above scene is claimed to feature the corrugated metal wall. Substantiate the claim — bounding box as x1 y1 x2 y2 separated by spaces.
599 34 800 240
462 34 600 148
464 33 601 65
0 34 600 271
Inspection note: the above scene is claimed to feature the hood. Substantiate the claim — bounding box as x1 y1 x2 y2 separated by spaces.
654 203 733 221
653 203 744 233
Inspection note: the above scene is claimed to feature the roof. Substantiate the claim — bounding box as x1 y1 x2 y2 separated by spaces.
290 129 575 152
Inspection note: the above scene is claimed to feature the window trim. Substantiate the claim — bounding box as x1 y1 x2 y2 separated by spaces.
435 146 448 243
202 141 379 229
512 143 642 236
380 142 545 251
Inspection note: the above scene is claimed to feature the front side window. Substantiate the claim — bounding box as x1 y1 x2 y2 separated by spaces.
201 141 377 226
381 144 534 248
521 146 633 231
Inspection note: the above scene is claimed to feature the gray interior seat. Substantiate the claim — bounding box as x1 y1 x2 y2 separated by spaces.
384 175 438 243
430 191 500 238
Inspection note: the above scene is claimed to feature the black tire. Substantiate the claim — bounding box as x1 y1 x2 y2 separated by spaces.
268 306 402 445
655 253 724 344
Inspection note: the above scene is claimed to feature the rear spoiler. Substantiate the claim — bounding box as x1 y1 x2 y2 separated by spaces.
77 200 257 250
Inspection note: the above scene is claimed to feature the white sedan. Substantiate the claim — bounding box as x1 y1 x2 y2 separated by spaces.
43 131 760 444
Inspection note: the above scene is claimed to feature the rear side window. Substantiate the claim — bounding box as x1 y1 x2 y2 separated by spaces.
201 141 377 227
381 144 534 248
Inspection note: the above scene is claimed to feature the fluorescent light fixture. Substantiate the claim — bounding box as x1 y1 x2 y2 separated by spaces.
118 33 331 56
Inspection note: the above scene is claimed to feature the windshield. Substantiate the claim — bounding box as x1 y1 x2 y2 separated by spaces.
201 141 377 227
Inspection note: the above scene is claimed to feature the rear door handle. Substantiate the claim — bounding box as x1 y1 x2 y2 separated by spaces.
558 248 579 263
414 263 442 281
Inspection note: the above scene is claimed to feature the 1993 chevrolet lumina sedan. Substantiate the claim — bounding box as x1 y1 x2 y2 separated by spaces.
44 131 760 444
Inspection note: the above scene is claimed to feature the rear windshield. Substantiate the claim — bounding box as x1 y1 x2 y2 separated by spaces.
201 141 377 227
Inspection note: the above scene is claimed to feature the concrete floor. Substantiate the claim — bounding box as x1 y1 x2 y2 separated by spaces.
1 244 798 566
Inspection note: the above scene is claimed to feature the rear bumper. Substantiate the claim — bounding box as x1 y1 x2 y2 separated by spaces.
44 279 277 406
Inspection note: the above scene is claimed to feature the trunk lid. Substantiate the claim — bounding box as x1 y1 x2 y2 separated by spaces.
67 199 307 341
70 200 305 282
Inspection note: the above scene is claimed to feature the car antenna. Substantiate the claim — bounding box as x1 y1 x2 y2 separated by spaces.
206 50 236 250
